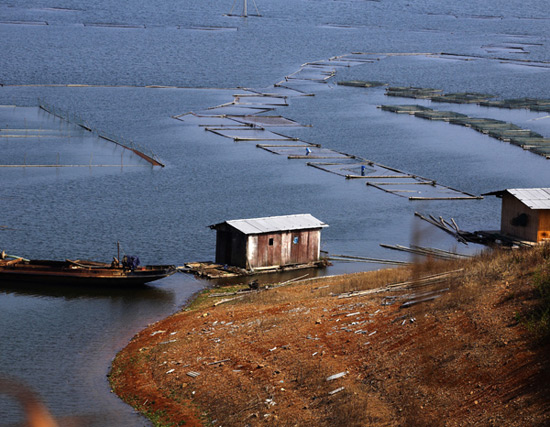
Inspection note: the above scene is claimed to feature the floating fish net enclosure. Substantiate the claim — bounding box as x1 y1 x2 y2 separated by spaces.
256 141 319 150
232 94 289 106
386 87 443 99
230 115 304 127
385 86 550 113
194 103 274 117
366 181 481 200
479 98 550 112
172 114 244 126
38 101 164 166
431 92 495 104
307 161 414 179
171 52 486 201
173 113 304 128
205 127 297 141
379 104 432 114
337 81 386 88
380 104 550 159
307 161 481 200
0 104 163 168
259 147 354 159
413 110 468 121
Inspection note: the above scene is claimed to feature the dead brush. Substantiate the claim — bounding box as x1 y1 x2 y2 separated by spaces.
292 358 330 392
328 267 412 295
322 384 373 427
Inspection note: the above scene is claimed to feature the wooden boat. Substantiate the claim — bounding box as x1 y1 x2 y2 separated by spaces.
0 256 176 286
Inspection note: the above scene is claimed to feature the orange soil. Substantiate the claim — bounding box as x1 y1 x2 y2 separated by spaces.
110 252 550 426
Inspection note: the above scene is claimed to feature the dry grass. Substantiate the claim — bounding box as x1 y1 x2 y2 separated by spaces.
110 245 550 426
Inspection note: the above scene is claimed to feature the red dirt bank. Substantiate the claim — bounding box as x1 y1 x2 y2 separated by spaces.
110 249 550 426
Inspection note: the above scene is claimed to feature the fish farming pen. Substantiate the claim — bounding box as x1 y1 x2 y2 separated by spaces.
384 86 550 113
380 104 550 159
0 105 162 168
365 179 481 200
385 87 443 99
232 93 289 106
306 161 412 179
1 20 238 32
479 98 550 113
171 52 485 202
379 104 432 114
230 115 305 127
431 92 496 104
204 127 298 141
262 146 356 160
256 141 320 151
306 161 481 200
39 100 164 167
413 110 468 121
337 81 386 88
272 53 373 94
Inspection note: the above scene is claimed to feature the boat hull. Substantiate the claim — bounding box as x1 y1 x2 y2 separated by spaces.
0 260 176 287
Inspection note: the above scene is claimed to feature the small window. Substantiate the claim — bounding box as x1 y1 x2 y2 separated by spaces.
269 238 274 246
293 236 299 244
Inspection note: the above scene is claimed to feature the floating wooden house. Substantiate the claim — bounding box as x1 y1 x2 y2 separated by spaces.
209 214 328 271
485 188 550 242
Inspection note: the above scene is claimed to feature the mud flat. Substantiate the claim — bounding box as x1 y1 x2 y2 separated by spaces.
110 247 550 426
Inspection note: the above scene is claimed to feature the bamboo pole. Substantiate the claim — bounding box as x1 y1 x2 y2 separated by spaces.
0 164 147 168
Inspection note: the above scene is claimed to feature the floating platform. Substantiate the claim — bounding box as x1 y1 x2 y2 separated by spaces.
181 261 327 279
308 160 481 200
385 87 443 99
413 110 467 121
479 98 550 113
0 104 163 168
384 86 550 113
379 104 431 114
171 53 484 201
430 92 495 104
380 105 550 159
337 80 386 88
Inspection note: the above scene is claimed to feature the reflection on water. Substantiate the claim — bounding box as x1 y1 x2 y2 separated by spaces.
0 0 549 424
0 273 204 426
0 280 174 301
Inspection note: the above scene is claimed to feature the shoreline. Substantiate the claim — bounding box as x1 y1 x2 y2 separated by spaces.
109 249 550 426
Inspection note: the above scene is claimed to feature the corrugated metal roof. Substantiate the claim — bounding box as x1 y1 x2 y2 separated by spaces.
507 188 550 210
211 214 328 235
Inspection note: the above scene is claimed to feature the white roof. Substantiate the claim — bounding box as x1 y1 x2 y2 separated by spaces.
211 214 328 235
507 188 550 210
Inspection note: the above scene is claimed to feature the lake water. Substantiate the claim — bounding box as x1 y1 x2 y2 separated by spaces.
1 0 549 425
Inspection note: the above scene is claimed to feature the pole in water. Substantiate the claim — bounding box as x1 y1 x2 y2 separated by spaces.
227 0 261 17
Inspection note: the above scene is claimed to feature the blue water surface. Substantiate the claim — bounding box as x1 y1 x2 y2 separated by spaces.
0 0 549 424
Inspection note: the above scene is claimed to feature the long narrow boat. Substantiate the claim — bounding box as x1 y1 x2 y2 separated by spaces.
0 257 176 286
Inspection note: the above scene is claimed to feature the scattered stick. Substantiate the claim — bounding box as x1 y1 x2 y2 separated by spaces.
208 359 231 365
336 269 463 299
328 387 345 396
213 295 246 306
330 254 410 265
